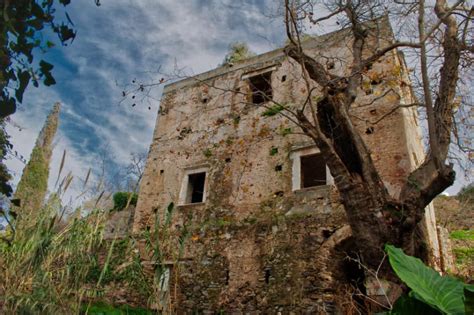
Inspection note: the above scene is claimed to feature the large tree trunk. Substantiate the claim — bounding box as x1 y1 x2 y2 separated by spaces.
284 0 461 270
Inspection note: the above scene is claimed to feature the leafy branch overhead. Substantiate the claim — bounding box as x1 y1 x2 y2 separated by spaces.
0 0 99 117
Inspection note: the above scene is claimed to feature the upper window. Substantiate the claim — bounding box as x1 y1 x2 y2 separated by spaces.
290 146 332 191
300 153 326 188
179 167 208 205
248 72 272 105
187 172 206 203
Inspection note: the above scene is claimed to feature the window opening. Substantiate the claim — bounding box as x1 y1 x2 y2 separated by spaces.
186 172 206 203
264 268 271 284
249 72 272 105
159 267 171 292
300 154 326 188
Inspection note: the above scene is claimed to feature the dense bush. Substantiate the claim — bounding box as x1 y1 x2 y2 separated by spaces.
457 184 474 204
112 192 138 211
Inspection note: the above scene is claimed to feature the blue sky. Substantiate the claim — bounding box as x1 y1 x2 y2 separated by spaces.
4 0 469 206
5 0 285 204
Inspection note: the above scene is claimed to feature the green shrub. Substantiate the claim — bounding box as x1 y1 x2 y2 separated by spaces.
457 184 474 203
81 302 155 314
112 192 138 211
450 230 474 241
453 247 474 265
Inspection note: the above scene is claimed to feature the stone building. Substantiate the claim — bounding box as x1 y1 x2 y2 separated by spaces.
133 18 446 313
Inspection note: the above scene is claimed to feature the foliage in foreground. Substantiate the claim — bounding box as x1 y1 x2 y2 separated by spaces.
385 245 473 315
0 196 188 313
0 203 107 313
82 301 155 315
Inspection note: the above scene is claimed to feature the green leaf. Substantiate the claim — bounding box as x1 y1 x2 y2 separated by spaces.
0 97 17 117
58 24 76 42
39 60 54 72
279 127 292 136
385 245 466 315
43 73 56 86
262 104 286 117
465 285 474 315
15 70 31 103
389 294 441 314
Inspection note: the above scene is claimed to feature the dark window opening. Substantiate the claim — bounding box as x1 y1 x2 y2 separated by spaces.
186 172 206 203
160 169 164 174
264 268 271 284
249 72 272 105
301 154 326 188
281 75 287 82
225 270 230 285
225 157 232 163
275 164 282 172
365 127 374 134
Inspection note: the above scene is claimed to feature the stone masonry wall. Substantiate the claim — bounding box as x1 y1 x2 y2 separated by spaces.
133 18 440 312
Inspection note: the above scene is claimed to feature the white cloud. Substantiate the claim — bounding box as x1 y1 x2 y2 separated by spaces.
6 0 467 210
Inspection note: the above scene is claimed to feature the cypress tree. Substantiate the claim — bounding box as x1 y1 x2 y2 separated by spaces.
13 103 60 223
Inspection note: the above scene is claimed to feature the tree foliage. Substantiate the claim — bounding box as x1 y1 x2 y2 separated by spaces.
12 103 59 231
0 122 12 197
0 0 100 117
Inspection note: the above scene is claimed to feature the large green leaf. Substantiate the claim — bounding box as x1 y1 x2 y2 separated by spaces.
389 294 441 315
465 285 474 315
385 245 465 315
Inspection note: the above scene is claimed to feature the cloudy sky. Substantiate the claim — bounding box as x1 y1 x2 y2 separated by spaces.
5 0 468 206
5 0 288 204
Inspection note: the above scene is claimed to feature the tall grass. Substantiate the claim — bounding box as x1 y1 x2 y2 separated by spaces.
0 196 188 313
0 197 108 313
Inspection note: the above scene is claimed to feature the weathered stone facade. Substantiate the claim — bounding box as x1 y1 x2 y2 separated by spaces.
133 19 444 313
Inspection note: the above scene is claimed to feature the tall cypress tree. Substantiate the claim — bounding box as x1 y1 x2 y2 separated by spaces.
13 103 60 222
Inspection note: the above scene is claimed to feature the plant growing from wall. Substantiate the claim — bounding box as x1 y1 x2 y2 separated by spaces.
112 192 138 211
222 42 255 65
140 202 190 313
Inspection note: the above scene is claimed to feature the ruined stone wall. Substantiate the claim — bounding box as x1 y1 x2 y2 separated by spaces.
134 21 403 231
133 19 437 312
